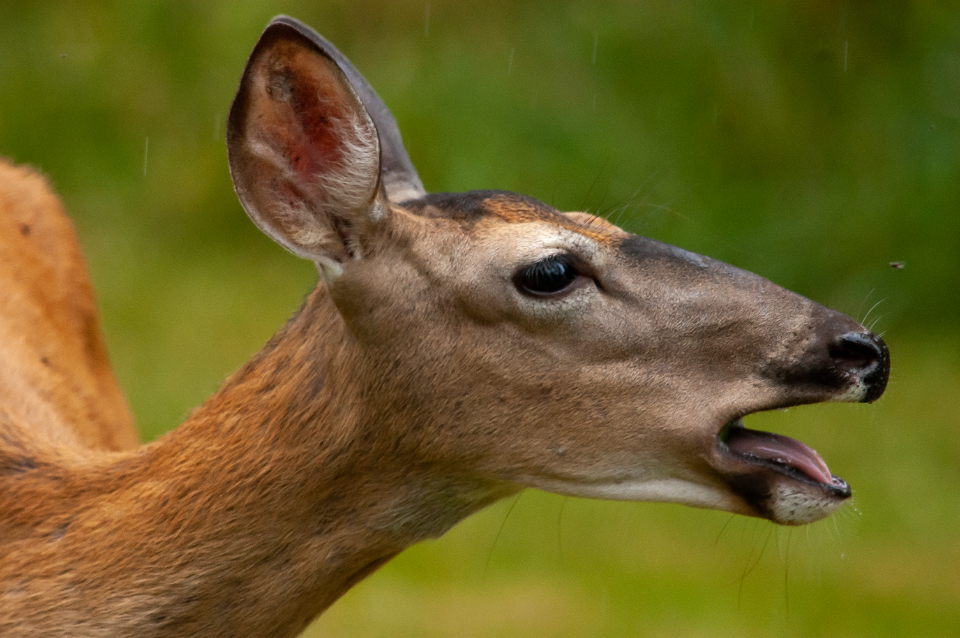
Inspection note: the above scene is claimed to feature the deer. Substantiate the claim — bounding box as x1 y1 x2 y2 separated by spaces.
0 15 889 638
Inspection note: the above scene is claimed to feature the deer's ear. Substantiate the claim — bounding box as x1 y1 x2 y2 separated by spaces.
227 19 382 277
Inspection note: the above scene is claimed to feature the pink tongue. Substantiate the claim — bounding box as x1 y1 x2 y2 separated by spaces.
725 426 834 485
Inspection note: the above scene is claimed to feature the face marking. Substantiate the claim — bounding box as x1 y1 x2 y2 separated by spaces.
398 190 621 246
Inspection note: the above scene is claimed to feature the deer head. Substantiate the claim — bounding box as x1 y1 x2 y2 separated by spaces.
226 17 889 529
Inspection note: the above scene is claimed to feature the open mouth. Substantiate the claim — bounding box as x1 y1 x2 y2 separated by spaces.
717 417 851 498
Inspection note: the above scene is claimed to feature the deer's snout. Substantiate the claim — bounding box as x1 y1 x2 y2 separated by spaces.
829 331 890 403
768 304 890 405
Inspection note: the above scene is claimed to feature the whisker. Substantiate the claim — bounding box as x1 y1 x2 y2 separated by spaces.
855 288 876 323
860 297 886 327
738 523 773 607
867 312 889 333
715 513 736 549
484 491 523 575
580 158 611 212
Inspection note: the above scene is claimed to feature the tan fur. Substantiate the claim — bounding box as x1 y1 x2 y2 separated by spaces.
0 160 136 453
0 17 887 637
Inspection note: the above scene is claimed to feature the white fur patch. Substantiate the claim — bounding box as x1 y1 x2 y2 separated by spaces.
523 474 745 514
769 483 846 525
309 107 379 221
834 379 868 403
315 256 344 285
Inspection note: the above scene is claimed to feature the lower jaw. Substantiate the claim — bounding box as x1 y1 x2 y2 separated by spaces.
763 481 851 525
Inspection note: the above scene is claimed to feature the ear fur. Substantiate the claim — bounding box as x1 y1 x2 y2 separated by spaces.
269 16 427 204
227 19 383 277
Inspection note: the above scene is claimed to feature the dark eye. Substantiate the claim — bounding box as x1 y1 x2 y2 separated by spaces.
514 254 579 296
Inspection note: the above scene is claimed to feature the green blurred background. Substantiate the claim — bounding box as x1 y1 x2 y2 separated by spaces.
1 1 958 636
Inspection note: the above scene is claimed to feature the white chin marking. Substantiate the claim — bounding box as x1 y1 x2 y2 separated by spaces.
527 476 846 526
835 379 867 403
770 483 846 525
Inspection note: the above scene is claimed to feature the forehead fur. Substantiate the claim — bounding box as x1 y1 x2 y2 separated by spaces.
399 189 620 244
401 190 558 222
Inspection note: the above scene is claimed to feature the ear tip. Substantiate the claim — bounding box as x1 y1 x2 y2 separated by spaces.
263 16 325 48
267 15 306 31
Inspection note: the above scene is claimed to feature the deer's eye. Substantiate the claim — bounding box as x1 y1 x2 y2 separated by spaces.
514 254 579 296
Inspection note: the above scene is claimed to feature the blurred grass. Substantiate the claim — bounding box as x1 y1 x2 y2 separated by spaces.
1 1 958 636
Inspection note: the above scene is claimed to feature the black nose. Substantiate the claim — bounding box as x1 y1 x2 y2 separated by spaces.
829 332 890 403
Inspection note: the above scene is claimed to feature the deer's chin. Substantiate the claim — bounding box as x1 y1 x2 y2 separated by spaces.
714 415 851 525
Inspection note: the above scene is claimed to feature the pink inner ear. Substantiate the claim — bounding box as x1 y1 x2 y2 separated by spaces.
230 34 380 263
264 51 354 189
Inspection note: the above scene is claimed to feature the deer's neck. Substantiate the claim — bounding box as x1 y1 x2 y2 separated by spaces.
20 288 504 637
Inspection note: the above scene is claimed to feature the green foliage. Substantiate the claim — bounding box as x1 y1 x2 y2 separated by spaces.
1 1 957 636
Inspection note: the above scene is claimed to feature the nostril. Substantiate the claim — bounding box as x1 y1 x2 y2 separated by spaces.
829 332 882 371
830 331 890 403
